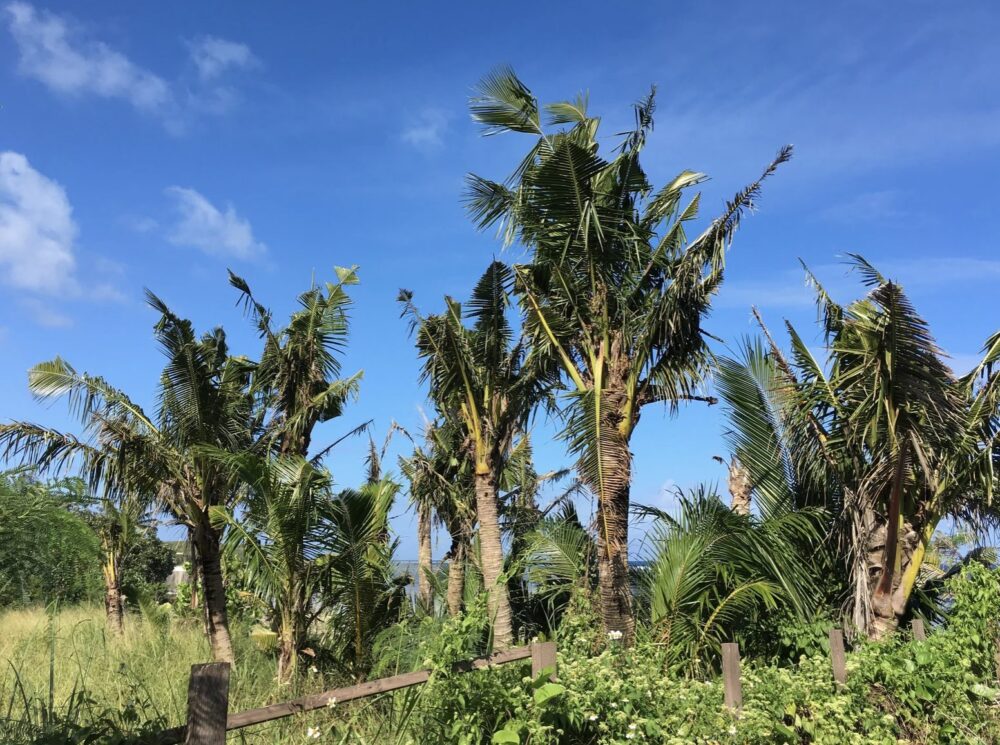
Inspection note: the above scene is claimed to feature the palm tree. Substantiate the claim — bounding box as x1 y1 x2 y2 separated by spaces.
400 261 553 648
638 488 823 674
228 266 363 459
719 257 1000 636
208 453 334 682
465 67 791 640
401 419 477 617
321 476 407 678
0 293 256 662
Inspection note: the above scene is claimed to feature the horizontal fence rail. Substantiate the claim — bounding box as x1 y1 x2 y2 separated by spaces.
157 617 996 740
155 642 555 745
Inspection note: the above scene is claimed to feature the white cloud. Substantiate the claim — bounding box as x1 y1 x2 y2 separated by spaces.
188 36 258 81
0 151 78 294
401 109 449 151
4 3 258 130
5 1 171 113
165 187 266 259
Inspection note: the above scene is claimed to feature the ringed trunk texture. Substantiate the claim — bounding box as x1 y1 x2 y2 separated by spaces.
276 601 304 684
728 457 751 517
446 537 466 617
417 501 433 608
590 399 635 644
871 440 911 638
103 572 124 636
474 469 514 649
194 519 234 663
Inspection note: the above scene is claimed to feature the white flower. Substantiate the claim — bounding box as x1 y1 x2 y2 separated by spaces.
629 723 637 730
308 665 318 675
626 735 635 741
306 727 321 739
610 702 617 708
326 696 337 709
607 630 623 641
728 725 737 735
588 714 598 721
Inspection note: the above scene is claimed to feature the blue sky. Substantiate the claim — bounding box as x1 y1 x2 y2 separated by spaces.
2 1 999 558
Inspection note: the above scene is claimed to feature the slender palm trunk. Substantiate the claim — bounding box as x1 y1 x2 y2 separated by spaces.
188 532 200 611
728 457 751 516
474 468 513 648
277 592 305 684
446 535 466 616
417 501 433 608
193 517 234 663
591 401 635 644
871 439 910 637
102 558 124 636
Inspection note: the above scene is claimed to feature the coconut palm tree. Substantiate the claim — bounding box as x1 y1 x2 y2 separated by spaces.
321 476 407 679
400 260 553 648
638 487 824 674
0 293 256 662
465 66 791 640
718 257 1000 636
207 453 335 682
228 266 363 459
403 419 478 617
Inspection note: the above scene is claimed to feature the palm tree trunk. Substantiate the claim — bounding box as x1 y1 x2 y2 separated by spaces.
590 404 636 644
193 518 234 663
446 535 466 616
102 561 124 636
871 439 910 637
188 531 200 611
417 501 433 608
276 596 304 684
728 457 751 516
474 468 514 648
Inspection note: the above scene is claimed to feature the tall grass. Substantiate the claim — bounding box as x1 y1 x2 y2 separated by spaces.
0 604 375 743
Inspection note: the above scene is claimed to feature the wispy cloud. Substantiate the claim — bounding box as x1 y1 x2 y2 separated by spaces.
4 3 258 131
401 108 449 152
21 297 72 327
5 2 169 112
165 187 266 259
188 36 259 81
720 256 1000 311
0 150 78 294
819 190 905 223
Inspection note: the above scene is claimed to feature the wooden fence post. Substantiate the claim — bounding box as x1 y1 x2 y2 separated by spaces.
721 642 742 713
829 628 847 685
184 662 230 745
531 641 557 681
911 618 927 641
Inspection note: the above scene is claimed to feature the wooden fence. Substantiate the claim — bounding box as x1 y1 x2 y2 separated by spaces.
154 642 557 744
158 618 999 742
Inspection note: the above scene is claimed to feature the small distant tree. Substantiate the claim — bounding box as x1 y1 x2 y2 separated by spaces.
0 475 102 608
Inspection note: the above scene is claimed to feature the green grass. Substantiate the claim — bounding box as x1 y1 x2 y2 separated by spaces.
0 605 377 743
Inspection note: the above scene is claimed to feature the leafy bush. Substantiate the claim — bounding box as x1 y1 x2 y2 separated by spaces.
0 477 102 608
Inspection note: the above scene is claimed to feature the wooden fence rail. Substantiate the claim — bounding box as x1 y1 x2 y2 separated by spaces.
155 642 556 745
158 618 996 740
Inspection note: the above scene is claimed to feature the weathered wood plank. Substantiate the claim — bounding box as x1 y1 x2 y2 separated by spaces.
531 641 557 681
829 628 847 684
184 663 229 745
722 642 743 713
911 618 927 641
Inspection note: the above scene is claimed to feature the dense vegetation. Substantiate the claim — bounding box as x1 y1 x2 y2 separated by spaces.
1 70 999 744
